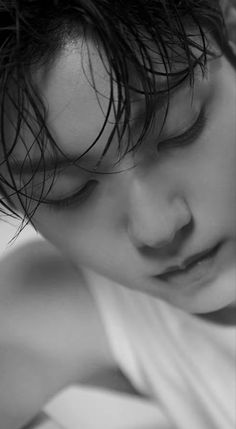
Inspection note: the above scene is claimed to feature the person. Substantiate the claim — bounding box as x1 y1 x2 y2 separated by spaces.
0 0 236 428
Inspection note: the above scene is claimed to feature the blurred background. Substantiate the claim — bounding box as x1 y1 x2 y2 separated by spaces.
0 217 38 257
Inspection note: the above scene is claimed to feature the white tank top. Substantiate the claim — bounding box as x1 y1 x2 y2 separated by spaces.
85 270 236 429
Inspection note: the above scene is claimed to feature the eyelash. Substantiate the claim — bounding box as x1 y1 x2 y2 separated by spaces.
158 107 207 151
47 108 207 211
47 179 98 211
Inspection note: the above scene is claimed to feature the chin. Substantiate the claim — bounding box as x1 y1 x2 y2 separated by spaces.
173 267 236 315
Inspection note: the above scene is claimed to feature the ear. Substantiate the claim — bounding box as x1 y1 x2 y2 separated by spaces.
221 0 236 54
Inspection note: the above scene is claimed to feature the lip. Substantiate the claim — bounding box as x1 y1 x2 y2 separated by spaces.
156 242 222 287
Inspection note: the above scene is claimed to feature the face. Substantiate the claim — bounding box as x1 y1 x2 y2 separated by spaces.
6 40 236 314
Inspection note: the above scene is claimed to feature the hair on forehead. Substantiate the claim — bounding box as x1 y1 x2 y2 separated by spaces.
0 0 233 234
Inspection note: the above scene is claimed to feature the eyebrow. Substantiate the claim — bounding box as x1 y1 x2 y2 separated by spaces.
10 78 190 176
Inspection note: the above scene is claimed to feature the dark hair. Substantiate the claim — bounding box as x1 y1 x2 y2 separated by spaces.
0 0 233 232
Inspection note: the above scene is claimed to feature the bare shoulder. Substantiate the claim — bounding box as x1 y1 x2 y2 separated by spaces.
0 239 117 380
0 239 135 429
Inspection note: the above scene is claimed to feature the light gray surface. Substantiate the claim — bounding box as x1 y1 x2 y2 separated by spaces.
44 386 163 429
0 218 38 257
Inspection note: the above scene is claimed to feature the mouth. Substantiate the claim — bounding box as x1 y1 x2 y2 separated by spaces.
156 242 222 287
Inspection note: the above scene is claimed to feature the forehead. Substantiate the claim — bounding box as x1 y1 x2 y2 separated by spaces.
33 41 113 159
7 35 210 168
31 39 196 158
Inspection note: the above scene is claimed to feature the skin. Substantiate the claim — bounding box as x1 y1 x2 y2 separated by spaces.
6 39 236 314
0 240 132 429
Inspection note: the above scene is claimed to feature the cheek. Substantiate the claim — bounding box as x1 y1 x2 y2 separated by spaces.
34 211 126 282
210 129 236 218
194 157 235 226
33 196 118 255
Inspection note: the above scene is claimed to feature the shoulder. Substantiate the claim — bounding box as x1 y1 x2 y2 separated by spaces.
0 239 122 428
0 239 116 377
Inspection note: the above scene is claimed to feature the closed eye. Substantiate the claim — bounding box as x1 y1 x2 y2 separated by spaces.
158 107 207 151
44 179 98 210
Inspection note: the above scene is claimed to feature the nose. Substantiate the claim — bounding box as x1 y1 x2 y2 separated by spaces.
127 177 192 251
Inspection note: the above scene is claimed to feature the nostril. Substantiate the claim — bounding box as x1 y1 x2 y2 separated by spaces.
126 180 193 252
130 219 194 259
127 223 177 254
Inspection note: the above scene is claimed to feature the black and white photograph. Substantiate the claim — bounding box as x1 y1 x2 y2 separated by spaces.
0 1 236 428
